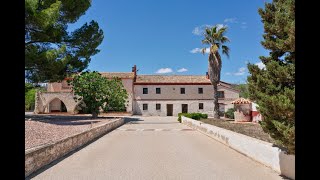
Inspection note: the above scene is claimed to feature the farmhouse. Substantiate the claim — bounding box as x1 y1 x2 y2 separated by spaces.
34 65 239 117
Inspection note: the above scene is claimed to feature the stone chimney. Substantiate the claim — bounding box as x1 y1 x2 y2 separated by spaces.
132 65 137 82
206 72 209 79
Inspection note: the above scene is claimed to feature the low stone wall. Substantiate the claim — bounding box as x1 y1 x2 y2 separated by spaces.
182 116 295 179
25 118 125 177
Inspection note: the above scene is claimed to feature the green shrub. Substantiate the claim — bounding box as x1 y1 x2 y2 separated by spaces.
225 108 235 119
201 113 208 119
178 113 208 122
218 111 225 117
178 113 187 122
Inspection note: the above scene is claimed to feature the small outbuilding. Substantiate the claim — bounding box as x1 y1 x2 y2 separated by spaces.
231 98 252 122
231 98 263 123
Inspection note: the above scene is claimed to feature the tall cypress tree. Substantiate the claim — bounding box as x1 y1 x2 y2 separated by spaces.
247 0 295 154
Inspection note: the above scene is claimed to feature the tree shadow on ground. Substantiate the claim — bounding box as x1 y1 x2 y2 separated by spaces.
25 114 118 126
123 117 144 124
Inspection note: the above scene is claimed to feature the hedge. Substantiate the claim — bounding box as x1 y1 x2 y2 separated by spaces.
178 113 208 122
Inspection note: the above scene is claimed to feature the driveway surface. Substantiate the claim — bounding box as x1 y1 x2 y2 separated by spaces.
29 116 283 180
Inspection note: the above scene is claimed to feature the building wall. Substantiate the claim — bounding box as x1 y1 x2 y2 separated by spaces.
120 79 133 113
133 100 214 117
47 81 72 92
133 84 239 115
217 85 239 111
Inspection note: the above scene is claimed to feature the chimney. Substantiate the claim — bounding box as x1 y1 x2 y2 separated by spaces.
206 72 209 79
132 65 137 82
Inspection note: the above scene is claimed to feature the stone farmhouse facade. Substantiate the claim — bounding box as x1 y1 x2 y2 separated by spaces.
35 65 239 117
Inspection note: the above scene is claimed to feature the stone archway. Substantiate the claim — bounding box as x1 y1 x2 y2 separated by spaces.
47 98 68 112
34 91 80 114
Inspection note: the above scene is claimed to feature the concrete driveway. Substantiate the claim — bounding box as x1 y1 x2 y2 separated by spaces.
29 116 284 180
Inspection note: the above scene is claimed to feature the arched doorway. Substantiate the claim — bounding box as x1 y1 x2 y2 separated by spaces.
48 98 68 113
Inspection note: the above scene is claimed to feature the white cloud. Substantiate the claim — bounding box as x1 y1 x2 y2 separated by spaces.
190 47 210 54
216 24 226 30
177 68 188 72
234 67 246 76
192 24 213 35
156 68 173 74
224 18 238 23
192 27 201 35
192 24 227 36
226 67 247 76
255 62 266 69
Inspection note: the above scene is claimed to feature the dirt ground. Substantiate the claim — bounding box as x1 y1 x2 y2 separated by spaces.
200 118 275 143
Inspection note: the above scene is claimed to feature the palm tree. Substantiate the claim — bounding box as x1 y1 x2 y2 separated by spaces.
201 25 230 119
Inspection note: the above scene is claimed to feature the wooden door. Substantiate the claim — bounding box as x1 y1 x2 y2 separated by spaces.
167 104 173 116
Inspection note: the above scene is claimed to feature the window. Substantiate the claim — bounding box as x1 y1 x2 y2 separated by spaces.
198 88 203 94
217 91 224 98
156 104 161 110
180 88 185 94
143 104 148 110
143 88 148 94
156 88 161 94
199 103 204 110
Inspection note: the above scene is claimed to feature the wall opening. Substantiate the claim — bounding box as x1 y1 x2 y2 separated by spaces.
48 98 67 112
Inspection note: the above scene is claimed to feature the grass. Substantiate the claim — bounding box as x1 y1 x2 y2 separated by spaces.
200 118 275 144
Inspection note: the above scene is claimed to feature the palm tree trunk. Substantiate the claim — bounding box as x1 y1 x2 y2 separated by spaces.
208 52 221 119
212 82 220 119
92 111 98 119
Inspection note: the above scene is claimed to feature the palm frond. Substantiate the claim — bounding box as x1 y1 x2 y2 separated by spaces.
220 36 230 43
201 48 207 55
222 45 230 58
201 39 211 45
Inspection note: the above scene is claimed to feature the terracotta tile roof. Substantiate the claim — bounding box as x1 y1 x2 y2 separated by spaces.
231 98 252 104
136 75 211 83
100 72 135 79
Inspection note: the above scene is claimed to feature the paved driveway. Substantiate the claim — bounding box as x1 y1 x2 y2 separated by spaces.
29 116 283 180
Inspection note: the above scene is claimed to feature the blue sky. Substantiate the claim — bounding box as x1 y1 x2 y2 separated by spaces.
68 0 270 84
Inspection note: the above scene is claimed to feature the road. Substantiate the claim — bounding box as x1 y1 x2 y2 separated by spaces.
29 116 283 180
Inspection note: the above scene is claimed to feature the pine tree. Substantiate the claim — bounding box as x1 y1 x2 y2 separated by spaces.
247 0 295 154
25 0 104 83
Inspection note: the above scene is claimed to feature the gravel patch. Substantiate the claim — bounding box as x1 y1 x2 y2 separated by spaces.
25 114 117 150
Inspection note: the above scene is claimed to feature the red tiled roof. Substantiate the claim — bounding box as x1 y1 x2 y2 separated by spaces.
136 75 211 83
231 98 252 104
100 72 135 79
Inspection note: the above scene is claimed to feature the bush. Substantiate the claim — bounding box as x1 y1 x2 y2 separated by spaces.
225 108 235 119
178 113 187 122
25 89 36 111
178 112 208 122
218 111 225 117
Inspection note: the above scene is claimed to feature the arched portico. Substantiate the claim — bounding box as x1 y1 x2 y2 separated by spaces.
34 91 81 114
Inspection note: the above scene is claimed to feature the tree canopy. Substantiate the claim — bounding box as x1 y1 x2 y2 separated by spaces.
71 71 128 118
25 0 104 83
247 0 295 154
232 84 249 98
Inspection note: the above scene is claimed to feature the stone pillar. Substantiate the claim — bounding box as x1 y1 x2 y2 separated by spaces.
34 91 41 114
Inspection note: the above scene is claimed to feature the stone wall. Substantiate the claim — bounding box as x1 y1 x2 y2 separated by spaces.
25 118 125 177
181 116 295 179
